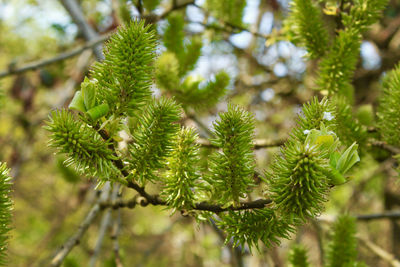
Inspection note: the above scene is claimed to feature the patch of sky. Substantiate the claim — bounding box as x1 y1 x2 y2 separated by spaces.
229 31 253 49
0 0 78 43
274 62 288 77
243 0 260 24
261 88 275 102
259 12 274 35
360 41 381 70
186 4 204 22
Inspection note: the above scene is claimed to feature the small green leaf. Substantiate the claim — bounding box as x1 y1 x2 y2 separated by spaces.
81 77 96 110
336 142 360 174
327 167 347 185
69 91 86 112
87 103 110 121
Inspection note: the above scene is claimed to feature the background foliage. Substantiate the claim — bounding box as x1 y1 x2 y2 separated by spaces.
1 0 400 266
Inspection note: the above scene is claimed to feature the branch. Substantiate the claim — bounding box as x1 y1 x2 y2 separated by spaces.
96 126 272 213
89 185 119 267
110 209 123 267
370 140 400 155
189 19 270 39
197 138 285 149
0 34 110 79
356 210 400 221
357 235 400 267
60 0 104 60
49 185 111 267
158 0 195 21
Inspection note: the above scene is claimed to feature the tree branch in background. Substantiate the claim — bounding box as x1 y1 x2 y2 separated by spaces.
357 235 400 267
49 185 111 267
0 34 110 79
158 0 196 21
60 0 104 60
356 210 400 221
89 185 119 267
197 137 285 149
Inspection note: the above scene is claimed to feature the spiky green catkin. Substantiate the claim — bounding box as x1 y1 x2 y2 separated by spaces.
45 110 118 179
267 142 330 221
218 209 294 251
206 0 246 26
207 105 255 206
333 96 367 148
343 0 389 31
92 21 156 116
289 245 310 267
178 72 229 110
326 215 359 267
179 37 202 76
316 29 361 100
163 14 203 77
289 0 329 58
129 98 181 185
163 14 185 64
0 163 12 266
292 97 336 143
378 63 400 147
162 127 200 212
155 52 180 91
267 98 337 221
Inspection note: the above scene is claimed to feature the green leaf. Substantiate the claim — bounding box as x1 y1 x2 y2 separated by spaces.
81 77 96 110
69 91 86 113
336 142 360 174
86 103 110 121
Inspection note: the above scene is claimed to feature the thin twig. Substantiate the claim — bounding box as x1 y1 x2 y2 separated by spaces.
158 0 195 21
209 217 245 267
357 235 400 267
89 185 119 267
189 19 270 39
356 210 400 221
49 185 111 267
95 126 272 213
111 208 123 267
0 34 110 79
197 138 285 149
60 0 104 60
370 140 400 155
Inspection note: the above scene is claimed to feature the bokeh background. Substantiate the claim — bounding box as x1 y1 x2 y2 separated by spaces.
1 0 400 266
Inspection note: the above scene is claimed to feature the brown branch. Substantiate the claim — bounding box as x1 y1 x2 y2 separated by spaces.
95 125 272 213
356 210 400 221
60 0 104 60
197 138 285 149
49 186 111 267
357 235 400 267
189 19 270 39
0 34 110 79
370 140 400 155
158 0 195 21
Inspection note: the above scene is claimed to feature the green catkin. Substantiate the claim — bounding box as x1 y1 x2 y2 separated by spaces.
289 245 310 267
206 0 247 26
289 0 329 58
129 98 181 185
267 141 330 221
207 105 255 206
326 215 360 267
45 110 118 180
92 21 157 116
0 163 12 266
162 127 200 212
218 209 294 252
378 63 400 147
